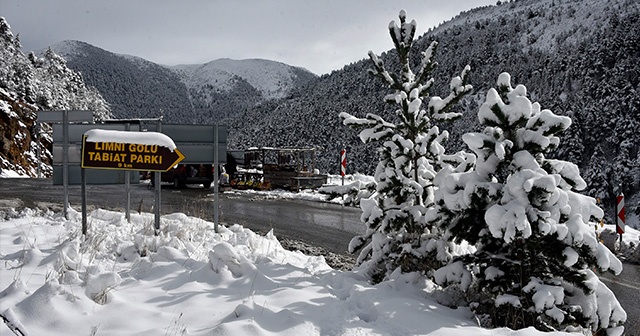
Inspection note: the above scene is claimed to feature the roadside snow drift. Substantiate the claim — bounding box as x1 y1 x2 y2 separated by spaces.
0 206 619 335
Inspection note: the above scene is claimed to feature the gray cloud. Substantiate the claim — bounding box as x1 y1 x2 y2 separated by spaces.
1 0 495 74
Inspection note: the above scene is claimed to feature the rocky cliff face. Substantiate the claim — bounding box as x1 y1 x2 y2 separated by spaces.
0 90 45 176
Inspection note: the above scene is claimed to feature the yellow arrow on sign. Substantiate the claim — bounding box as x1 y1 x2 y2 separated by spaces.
166 148 185 171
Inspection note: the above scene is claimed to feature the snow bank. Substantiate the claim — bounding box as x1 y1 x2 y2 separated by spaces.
0 206 579 336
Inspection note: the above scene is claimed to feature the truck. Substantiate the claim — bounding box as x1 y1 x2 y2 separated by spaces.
233 147 327 191
149 164 214 189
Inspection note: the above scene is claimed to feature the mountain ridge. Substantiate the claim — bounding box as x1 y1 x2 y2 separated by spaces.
169 58 316 100
46 40 317 122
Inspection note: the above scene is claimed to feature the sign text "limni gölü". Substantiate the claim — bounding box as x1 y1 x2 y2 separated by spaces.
81 129 185 172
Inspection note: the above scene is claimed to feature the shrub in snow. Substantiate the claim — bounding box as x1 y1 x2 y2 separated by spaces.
430 73 626 334
208 241 258 278
85 272 121 304
599 227 640 264
318 179 376 207
339 10 472 283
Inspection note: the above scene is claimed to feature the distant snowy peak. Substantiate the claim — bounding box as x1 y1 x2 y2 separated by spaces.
170 58 315 99
116 53 158 70
46 40 92 59
48 40 158 70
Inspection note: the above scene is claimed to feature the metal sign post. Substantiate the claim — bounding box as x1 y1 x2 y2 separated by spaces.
125 123 131 222
81 167 87 235
155 119 162 235
37 110 94 219
214 124 220 233
63 110 69 219
36 122 41 178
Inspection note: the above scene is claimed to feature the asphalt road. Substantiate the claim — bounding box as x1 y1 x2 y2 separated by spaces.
0 178 364 255
601 263 640 335
0 178 638 333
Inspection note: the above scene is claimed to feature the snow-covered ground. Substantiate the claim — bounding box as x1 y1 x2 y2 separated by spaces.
0 168 29 178
0 172 638 335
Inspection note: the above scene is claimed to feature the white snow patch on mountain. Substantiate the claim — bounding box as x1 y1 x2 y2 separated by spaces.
45 40 90 59
171 58 306 99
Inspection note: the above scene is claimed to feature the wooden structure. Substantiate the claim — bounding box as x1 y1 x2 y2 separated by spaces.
242 147 327 191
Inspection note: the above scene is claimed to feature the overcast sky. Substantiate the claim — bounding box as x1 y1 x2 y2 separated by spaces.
1 0 496 75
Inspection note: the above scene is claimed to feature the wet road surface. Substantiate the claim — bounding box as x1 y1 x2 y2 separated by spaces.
0 178 363 255
601 262 640 335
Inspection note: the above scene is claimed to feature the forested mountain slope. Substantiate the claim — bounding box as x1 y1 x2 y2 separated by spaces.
49 41 317 123
50 40 192 121
226 0 639 222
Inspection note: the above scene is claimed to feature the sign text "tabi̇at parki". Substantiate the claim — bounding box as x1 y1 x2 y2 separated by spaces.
87 143 163 165
81 129 184 172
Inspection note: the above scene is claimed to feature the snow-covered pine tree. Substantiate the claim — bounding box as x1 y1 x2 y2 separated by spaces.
339 10 472 283
584 145 611 210
552 110 584 166
36 47 110 120
432 73 626 335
